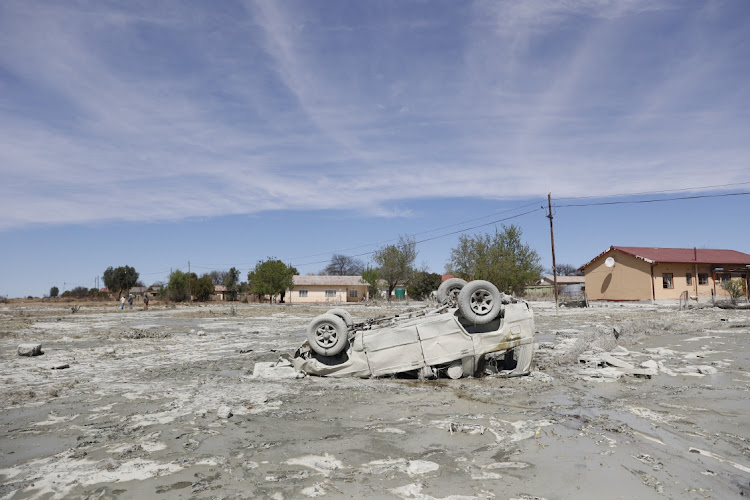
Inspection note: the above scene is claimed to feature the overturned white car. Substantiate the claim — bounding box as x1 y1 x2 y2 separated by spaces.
291 279 535 379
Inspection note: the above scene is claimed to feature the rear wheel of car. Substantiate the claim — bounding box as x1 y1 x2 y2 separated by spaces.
457 280 502 324
436 278 467 303
307 313 349 356
327 308 353 327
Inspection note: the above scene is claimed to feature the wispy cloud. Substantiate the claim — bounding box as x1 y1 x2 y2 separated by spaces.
1 0 748 231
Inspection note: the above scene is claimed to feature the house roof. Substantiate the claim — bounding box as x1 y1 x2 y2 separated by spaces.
541 275 585 285
582 246 750 269
293 275 366 286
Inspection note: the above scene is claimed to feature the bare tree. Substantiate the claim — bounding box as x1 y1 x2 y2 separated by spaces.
323 254 365 276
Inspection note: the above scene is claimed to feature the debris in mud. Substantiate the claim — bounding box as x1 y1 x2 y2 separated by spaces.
50 363 69 370
17 343 42 356
217 406 233 419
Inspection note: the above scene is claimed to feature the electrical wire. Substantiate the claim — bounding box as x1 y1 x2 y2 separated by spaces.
554 191 750 208
554 181 750 201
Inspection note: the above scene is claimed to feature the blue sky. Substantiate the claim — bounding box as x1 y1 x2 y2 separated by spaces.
1 0 749 298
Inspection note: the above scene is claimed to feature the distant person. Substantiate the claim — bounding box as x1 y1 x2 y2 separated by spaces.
128 294 134 310
143 295 149 310
120 296 125 310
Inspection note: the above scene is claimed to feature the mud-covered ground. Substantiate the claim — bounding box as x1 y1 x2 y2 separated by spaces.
0 299 748 499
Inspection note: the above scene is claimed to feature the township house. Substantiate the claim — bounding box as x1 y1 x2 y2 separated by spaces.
288 275 369 303
582 246 750 302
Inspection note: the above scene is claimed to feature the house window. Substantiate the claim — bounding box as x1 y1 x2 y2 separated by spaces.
349 290 358 298
298 290 308 297
325 290 337 298
662 273 673 289
698 273 708 285
686 273 692 285
721 273 731 282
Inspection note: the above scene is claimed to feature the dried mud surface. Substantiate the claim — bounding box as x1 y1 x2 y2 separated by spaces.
1 300 749 499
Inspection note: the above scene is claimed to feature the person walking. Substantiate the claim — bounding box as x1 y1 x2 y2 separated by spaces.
128 294 134 310
143 294 149 310
120 296 125 310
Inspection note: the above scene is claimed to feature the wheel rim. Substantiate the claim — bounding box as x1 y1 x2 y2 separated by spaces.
314 323 338 348
469 289 493 316
448 287 461 299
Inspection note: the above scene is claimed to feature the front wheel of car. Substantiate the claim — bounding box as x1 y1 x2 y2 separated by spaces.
436 278 467 304
307 313 349 356
457 280 502 324
327 308 353 327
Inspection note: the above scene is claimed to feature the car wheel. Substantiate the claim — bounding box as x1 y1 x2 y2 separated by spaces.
327 308 353 327
436 278 467 303
307 313 349 356
458 280 502 324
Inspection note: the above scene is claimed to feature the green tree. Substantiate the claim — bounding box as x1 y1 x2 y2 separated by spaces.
447 224 542 296
407 271 443 300
323 254 365 276
223 267 241 301
361 266 380 299
722 278 747 305
373 235 417 301
102 265 139 297
167 270 197 302
69 286 89 299
193 274 215 302
247 258 295 304
49 286 59 298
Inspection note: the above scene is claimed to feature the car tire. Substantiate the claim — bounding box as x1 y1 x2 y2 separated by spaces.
327 308 353 327
457 280 502 324
436 278 467 303
307 313 349 356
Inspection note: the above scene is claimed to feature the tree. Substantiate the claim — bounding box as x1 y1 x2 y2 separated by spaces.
407 271 442 300
222 267 241 301
247 258 295 304
549 263 583 276
193 274 215 302
49 286 59 298
208 270 228 286
373 235 417 301
361 266 380 299
323 254 365 276
166 270 197 302
722 278 747 305
69 286 89 299
102 265 139 297
447 224 542 296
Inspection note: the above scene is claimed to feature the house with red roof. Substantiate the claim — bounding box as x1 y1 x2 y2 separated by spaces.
581 246 750 301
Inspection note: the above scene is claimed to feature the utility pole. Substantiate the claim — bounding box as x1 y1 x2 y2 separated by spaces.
547 193 559 315
188 261 191 302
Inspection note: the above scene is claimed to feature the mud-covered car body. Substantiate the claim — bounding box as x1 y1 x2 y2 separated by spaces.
292 298 534 379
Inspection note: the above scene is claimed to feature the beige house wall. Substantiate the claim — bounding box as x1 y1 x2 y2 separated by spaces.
584 251 652 300
289 285 368 303
652 263 721 300
586 250 741 301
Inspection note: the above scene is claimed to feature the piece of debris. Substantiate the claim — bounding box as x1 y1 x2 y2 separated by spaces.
18 343 43 356
252 358 304 379
50 363 70 370
217 406 233 419
641 360 659 370
238 348 253 354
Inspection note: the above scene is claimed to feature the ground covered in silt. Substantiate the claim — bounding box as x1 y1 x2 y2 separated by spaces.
1 299 748 499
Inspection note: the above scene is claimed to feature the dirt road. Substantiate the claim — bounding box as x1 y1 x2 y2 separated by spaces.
1 301 748 499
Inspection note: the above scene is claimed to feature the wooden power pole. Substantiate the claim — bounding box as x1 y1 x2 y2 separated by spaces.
547 193 559 315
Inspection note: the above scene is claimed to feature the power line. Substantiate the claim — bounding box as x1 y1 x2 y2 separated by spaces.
554 191 750 208
290 207 545 269
555 181 750 201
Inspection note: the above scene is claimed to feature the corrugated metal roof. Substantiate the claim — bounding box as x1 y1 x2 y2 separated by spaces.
582 246 750 269
293 275 366 286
